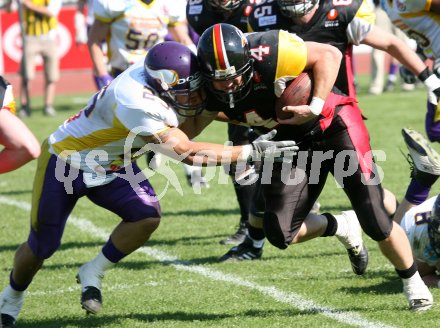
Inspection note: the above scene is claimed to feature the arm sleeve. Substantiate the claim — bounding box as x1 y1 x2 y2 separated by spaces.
346 16 374 45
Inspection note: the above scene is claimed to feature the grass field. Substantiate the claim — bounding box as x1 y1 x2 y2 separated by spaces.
2 78 440 327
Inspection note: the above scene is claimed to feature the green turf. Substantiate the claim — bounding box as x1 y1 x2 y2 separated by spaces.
1 79 440 327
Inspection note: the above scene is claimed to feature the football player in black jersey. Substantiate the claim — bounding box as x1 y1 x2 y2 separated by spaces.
195 22 434 311
249 1 440 311
186 0 257 245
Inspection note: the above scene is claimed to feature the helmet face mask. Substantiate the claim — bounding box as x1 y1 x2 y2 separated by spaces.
429 196 440 257
197 23 254 108
277 0 318 18
144 42 206 117
206 0 243 13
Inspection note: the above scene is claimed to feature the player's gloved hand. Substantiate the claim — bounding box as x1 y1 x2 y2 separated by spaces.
399 66 417 84
243 130 298 161
418 67 440 106
94 74 113 90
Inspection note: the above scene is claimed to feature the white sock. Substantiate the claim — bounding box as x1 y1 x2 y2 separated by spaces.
249 236 265 248
89 251 116 274
334 214 349 239
3 285 24 299
402 271 423 286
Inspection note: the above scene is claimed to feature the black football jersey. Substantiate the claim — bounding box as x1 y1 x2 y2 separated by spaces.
186 0 254 35
205 30 318 141
248 0 374 96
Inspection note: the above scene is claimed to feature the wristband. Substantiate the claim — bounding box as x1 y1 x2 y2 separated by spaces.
418 67 431 82
309 96 325 115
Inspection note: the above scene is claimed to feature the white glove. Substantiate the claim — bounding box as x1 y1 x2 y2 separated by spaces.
243 130 298 161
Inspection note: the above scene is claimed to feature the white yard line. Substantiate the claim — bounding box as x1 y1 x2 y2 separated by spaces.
0 196 394 328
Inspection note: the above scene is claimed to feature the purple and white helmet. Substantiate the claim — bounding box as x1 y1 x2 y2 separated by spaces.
144 42 206 117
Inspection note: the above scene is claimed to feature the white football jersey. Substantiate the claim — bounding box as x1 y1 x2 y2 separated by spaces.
381 0 440 58
94 0 186 70
49 60 179 173
400 196 440 266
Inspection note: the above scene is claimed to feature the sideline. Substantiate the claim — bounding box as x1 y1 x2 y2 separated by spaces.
0 196 394 328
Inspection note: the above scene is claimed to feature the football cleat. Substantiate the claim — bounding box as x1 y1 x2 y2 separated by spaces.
219 237 263 262
76 262 104 315
0 286 24 327
80 287 102 315
219 223 248 245
402 128 440 186
403 278 433 312
1 313 16 328
335 210 368 275
346 244 369 276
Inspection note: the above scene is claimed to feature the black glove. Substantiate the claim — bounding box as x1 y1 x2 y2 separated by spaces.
399 66 417 84
249 130 298 161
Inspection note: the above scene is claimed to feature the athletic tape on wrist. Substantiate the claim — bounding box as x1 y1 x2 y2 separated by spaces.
309 96 325 115
240 144 253 161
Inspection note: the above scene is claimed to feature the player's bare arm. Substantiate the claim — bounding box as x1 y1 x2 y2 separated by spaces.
149 127 298 166
279 42 341 125
178 110 218 139
87 19 110 76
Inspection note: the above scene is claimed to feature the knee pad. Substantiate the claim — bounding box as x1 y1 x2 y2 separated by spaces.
263 212 289 249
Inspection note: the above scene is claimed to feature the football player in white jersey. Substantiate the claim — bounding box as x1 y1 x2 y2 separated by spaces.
88 0 195 88
399 195 440 288
87 0 206 190
0 42 297 327
381 2 440 229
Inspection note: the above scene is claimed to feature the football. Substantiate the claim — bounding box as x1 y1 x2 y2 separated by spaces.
275 71 313 120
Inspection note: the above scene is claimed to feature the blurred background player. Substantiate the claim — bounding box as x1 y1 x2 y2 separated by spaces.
0 75 40 173
0 42 297 327
368 0 416 95
13 0 62 117
186 0 257 245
